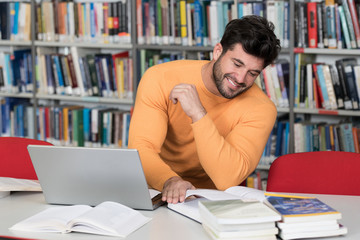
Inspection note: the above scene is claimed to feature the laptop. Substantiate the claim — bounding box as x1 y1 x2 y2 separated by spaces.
27 145 164 210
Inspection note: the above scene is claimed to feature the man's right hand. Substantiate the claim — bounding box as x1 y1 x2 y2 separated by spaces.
162 176 195 204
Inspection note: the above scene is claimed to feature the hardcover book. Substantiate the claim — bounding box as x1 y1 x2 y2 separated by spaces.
265 193 342 223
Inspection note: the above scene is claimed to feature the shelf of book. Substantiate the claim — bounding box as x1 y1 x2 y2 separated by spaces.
0 93 33 99
36 94 133 105
0 41 32 47
136 44 214 52
294 107 360 117
34 41 133 50
295 48 360 55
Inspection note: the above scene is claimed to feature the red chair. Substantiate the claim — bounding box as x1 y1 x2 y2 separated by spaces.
266 151 360 196
0 137 53 180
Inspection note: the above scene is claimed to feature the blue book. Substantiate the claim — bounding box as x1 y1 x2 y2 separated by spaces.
340 123 355 153
12 49 31 93
275 121 284 157
52 55 65 94
216 2 224 39
315 64 330 109
294 54 300 107
283 1 290 48
252 2 264 17
122 112 131 148
78 57 89 94
325 125 331 151
83 108 91 145
90 3 96 39
222 2 229 30
45 55 55 94
265 193 341 223
12 2 19 37
281 121 289 155
238 3 243 19
4 53 13 90
194 0 203 46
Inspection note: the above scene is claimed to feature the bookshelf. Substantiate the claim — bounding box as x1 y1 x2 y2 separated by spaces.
0 0 359 168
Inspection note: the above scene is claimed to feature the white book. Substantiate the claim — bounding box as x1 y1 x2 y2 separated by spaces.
306 63 314 108
10 201 151 237
68 2 75 42
186 2 193 46
279 225 347 240
279 222 340 234
101 58 113 98
263 66 278 107
322 64 338 110
270 64 285 107
203 223 278 239
167 186 268 223
0 177 41 192
277 219 338 230
209 1 219 46
199 199 281 226
70 47 86 96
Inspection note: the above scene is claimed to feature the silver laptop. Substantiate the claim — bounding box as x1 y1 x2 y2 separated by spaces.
27 145 164 210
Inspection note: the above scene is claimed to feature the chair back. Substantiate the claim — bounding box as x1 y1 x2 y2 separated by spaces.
266 151 360 196
0 137 52 180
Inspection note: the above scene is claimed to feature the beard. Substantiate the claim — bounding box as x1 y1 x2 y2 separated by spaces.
212 57 252 99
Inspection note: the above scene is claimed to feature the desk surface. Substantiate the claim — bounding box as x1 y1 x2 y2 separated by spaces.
0 192 359 240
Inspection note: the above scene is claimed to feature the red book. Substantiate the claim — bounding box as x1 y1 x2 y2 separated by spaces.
44 107 50 140
307 2 318 48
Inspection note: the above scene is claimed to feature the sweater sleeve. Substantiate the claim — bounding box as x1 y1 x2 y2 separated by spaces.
128 69 178 191
191 102 277 190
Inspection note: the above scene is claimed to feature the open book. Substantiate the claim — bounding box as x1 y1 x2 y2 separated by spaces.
10 201 151 237
167 186 267 223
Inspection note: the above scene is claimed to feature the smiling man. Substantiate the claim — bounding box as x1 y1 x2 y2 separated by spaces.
128 15 281 204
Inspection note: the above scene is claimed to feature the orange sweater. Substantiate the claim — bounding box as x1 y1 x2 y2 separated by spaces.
128 60 277 191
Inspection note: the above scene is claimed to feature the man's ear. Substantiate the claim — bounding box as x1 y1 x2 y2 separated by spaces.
212 43 223 61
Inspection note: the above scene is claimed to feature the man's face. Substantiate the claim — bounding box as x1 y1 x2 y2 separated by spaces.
212 44 264 99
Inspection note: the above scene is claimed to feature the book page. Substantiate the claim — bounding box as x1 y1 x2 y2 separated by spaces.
168 198 211 223
225 186 266 202
10 205 92 233
167 187 268 223
68 201 151 237
184 189 240 200
149 188 161 198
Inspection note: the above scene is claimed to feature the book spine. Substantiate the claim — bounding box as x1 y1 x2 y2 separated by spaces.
338 5 352 49
307 2 318 48
347 0 360 47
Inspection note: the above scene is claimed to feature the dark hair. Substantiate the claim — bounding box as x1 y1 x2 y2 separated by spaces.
220 15 281 67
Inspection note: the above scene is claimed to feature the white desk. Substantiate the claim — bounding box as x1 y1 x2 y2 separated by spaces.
0 192 359 240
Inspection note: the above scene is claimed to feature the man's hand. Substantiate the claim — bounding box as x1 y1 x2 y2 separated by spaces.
162 176 195 204
169 84 207 123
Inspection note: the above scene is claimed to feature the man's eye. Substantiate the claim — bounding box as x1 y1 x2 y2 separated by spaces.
249 72 258 77
234 63 240 67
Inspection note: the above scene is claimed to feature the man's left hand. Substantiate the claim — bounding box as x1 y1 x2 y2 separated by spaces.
162 176 195 204
169 84 207 123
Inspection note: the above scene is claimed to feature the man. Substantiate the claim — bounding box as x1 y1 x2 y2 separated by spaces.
128 15 281 204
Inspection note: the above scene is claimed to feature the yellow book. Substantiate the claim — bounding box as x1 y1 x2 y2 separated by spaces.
116 58 125 99
180 0 187 43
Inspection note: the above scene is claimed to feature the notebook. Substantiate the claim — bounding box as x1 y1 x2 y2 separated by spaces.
27 145 164 210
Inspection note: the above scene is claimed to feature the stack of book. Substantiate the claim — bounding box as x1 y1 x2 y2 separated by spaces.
265 193 348 240
198 199 282 240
